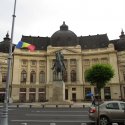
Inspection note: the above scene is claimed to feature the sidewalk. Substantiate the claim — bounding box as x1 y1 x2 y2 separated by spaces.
0 102 92 108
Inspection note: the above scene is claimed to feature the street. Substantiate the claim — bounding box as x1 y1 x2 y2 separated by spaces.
0 106 95 125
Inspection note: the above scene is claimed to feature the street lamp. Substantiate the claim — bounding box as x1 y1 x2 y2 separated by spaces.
0 0 17 125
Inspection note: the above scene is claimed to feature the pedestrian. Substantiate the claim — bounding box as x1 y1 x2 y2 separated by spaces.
92 96 96 106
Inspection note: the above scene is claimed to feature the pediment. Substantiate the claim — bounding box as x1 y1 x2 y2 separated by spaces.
48 48 81 55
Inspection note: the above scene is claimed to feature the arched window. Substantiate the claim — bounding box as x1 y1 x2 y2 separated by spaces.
71 70 76 82
21 70 27 83
2 73 7 82
123 71 125 81
63 71 67 82
39 71 45 83
30 71 36 83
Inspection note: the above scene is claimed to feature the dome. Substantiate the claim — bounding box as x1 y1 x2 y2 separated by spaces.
50 22 78 46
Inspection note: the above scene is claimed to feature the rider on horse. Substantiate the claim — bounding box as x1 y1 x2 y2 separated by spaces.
52 51 66 80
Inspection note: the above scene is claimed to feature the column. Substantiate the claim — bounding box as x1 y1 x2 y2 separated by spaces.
50 59 53 82
67 59 70 83
77 58 82 83
27 60 30 84
47 57 51 83
36 61 39 85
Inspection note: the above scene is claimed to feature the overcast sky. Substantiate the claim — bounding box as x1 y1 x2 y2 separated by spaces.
0 0 125 44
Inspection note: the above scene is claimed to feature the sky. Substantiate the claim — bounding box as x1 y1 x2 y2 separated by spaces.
0 0 125 44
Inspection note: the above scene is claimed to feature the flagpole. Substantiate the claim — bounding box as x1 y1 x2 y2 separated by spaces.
0 0 17 125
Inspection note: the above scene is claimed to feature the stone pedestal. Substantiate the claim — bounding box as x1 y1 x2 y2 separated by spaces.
51 80 65 102
46 80 72 104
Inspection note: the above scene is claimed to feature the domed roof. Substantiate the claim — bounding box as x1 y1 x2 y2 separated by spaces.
51 22 78 46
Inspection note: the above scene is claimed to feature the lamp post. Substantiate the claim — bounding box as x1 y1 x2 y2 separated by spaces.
0 0 17 125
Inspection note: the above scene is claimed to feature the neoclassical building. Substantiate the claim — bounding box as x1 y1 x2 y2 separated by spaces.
0 22 125 102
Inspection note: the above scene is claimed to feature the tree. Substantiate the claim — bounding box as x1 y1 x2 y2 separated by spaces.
85 63 114 125
85 63 114 92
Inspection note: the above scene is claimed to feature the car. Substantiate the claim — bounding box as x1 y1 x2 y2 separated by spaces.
89 101 125 125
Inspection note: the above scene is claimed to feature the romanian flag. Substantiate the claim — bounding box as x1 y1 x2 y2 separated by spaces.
16 41 36 51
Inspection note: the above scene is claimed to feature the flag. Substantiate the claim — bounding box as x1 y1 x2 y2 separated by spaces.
16 41 36 51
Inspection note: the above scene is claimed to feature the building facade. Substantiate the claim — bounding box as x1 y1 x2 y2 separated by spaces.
0 22 125 102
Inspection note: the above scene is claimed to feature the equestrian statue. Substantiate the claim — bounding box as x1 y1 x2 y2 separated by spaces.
52 51 66 81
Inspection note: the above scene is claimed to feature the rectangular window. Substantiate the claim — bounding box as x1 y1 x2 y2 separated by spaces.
2 73 7 82
92 58 99 64
31 60 36 66
22 60 27 65
101 58 108 64
72 88 76 91
39 88 45 92
20 88 26 92
39 60 45 66
104 87 111 100
84 59 90 65
85 88 91 100
29 88 36 92
94 87 101 100
70 59 76 65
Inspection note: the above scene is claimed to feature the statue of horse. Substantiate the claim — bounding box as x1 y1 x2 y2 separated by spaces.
52 51 66 80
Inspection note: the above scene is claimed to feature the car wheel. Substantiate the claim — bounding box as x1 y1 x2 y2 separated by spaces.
100 116 109 125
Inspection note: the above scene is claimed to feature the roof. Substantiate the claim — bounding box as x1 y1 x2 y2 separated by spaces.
21 35 50 50
0 33 15 53
78 34 109 49
50 22 78 46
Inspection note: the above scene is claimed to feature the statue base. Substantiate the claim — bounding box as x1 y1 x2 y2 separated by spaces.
47 80 72 105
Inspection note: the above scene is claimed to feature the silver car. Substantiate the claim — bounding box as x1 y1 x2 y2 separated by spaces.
89 101 125 125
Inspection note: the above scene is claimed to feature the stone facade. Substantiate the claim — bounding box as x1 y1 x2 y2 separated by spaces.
0 23 125 102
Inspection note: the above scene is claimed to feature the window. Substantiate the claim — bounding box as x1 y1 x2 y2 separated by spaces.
20 88 26 92
39 88 45 92
39 60 45 66
101 58 108 64
120 103 125 110
39 71 45 83
123 72 125 81
31 60 36 66
72 88 76 91
106 103 119 110
21 70 27 83
29 88 36 92
30 71 36 83
53 71 56 81
92 58 99 64
104 87 111 100
94 87 101 100
71 70 76 82
85 88 91 100
63 71 67 82
2 73 7 82
70 59 76 65
84 59 90 65
22 60 27 65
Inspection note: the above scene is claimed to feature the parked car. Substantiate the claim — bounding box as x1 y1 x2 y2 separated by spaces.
89 101 125 125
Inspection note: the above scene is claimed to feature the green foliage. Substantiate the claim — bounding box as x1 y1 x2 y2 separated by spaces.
85 63 114 91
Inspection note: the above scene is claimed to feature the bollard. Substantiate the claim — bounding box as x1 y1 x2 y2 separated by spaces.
56 105 58 108
29 105 32 108
17 105 19 108
83 105 85 108
50 123 56 125
112 123 118 125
